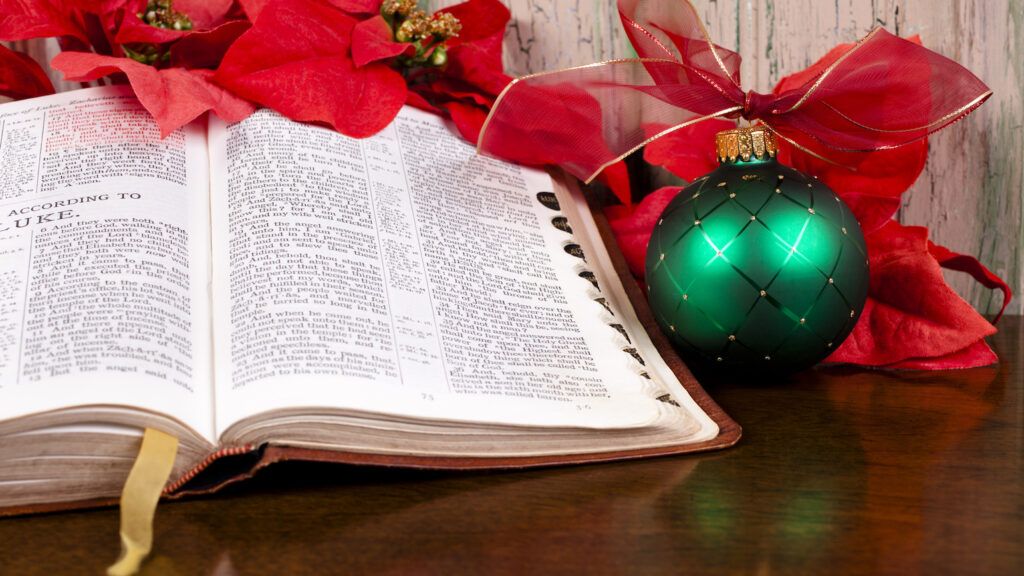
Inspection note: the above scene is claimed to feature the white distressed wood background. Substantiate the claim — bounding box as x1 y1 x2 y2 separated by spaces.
7 0 1022 315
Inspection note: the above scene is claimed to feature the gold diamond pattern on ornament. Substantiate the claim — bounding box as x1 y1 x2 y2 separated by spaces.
649 165 867 363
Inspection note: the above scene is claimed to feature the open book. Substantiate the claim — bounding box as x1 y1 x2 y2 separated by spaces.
0 86 738 514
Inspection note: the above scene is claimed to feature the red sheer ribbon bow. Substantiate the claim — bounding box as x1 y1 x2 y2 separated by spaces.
477 0 992 183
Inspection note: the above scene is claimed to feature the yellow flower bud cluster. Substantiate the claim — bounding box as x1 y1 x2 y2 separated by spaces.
382 0 418 18
382 1 463 70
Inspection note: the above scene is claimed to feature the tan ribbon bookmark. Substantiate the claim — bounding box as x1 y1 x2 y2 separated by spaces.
107 428 179 576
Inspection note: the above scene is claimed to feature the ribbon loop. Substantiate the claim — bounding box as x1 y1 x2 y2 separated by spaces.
478 0 991 184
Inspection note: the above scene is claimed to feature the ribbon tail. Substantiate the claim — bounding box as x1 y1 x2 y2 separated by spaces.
108 428 179 576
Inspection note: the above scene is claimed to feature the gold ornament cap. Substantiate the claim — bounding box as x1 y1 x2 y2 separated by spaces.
715 125 778 162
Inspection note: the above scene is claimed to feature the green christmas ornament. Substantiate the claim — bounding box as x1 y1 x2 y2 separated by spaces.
645 126 869 374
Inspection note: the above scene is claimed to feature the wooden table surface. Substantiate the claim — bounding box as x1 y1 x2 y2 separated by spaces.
2 319 1021 575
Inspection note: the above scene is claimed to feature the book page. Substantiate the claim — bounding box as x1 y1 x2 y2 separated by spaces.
210 108 672 437
0 87 214 441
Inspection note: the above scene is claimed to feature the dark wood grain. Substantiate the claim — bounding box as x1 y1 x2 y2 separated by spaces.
2 319 1021 575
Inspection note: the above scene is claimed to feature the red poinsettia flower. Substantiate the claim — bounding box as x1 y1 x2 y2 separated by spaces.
1 0 253 134
399 0 512 140
216 0 513 143
611 38 1011 370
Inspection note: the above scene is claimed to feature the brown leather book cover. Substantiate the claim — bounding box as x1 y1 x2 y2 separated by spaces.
1 185 740 517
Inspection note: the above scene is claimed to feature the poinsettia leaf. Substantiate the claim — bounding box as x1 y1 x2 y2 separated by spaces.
606 186 681 278
52 51 254 136
0 44 56 100
825 220 997 367
439 0 510 45
929 241 1013 322
215 0 406 138
642 119 733 182
169 19 251 68
351 15 411 67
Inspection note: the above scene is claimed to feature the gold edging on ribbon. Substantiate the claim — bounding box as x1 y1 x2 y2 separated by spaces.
686 0 743 90
761 123 852 169
621 1 742 91
582 106 743 184
107 428 179 576
821 91 993 134
782 27 882 114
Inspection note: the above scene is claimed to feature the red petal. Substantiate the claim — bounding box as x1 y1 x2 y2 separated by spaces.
825 221 997 367
113 0 234 45
605 186 681 278
439 0 510 45
174 0 234 29
169 19 251 69
594 160 632 208
328 0 383 15
774 43 854 96
480 82 629 191
642 119 732 182
778 139 928 234
240 0 379 20
773 36 927 234
929 241 1013 323
443 31 510 96
52 51 254 136
236 0 270 20
405 90 440 113
0 44 56 100
424 78 493 107
879 338 997 370
352 15 412 67
773 35 922 95
115 11 192 44
215 0 406 138
0 0 89 42
439 99 488 143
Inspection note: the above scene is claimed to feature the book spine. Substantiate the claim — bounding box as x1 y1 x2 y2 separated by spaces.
164 444 255 494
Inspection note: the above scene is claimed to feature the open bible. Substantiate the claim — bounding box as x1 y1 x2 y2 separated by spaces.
0 86 739 515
